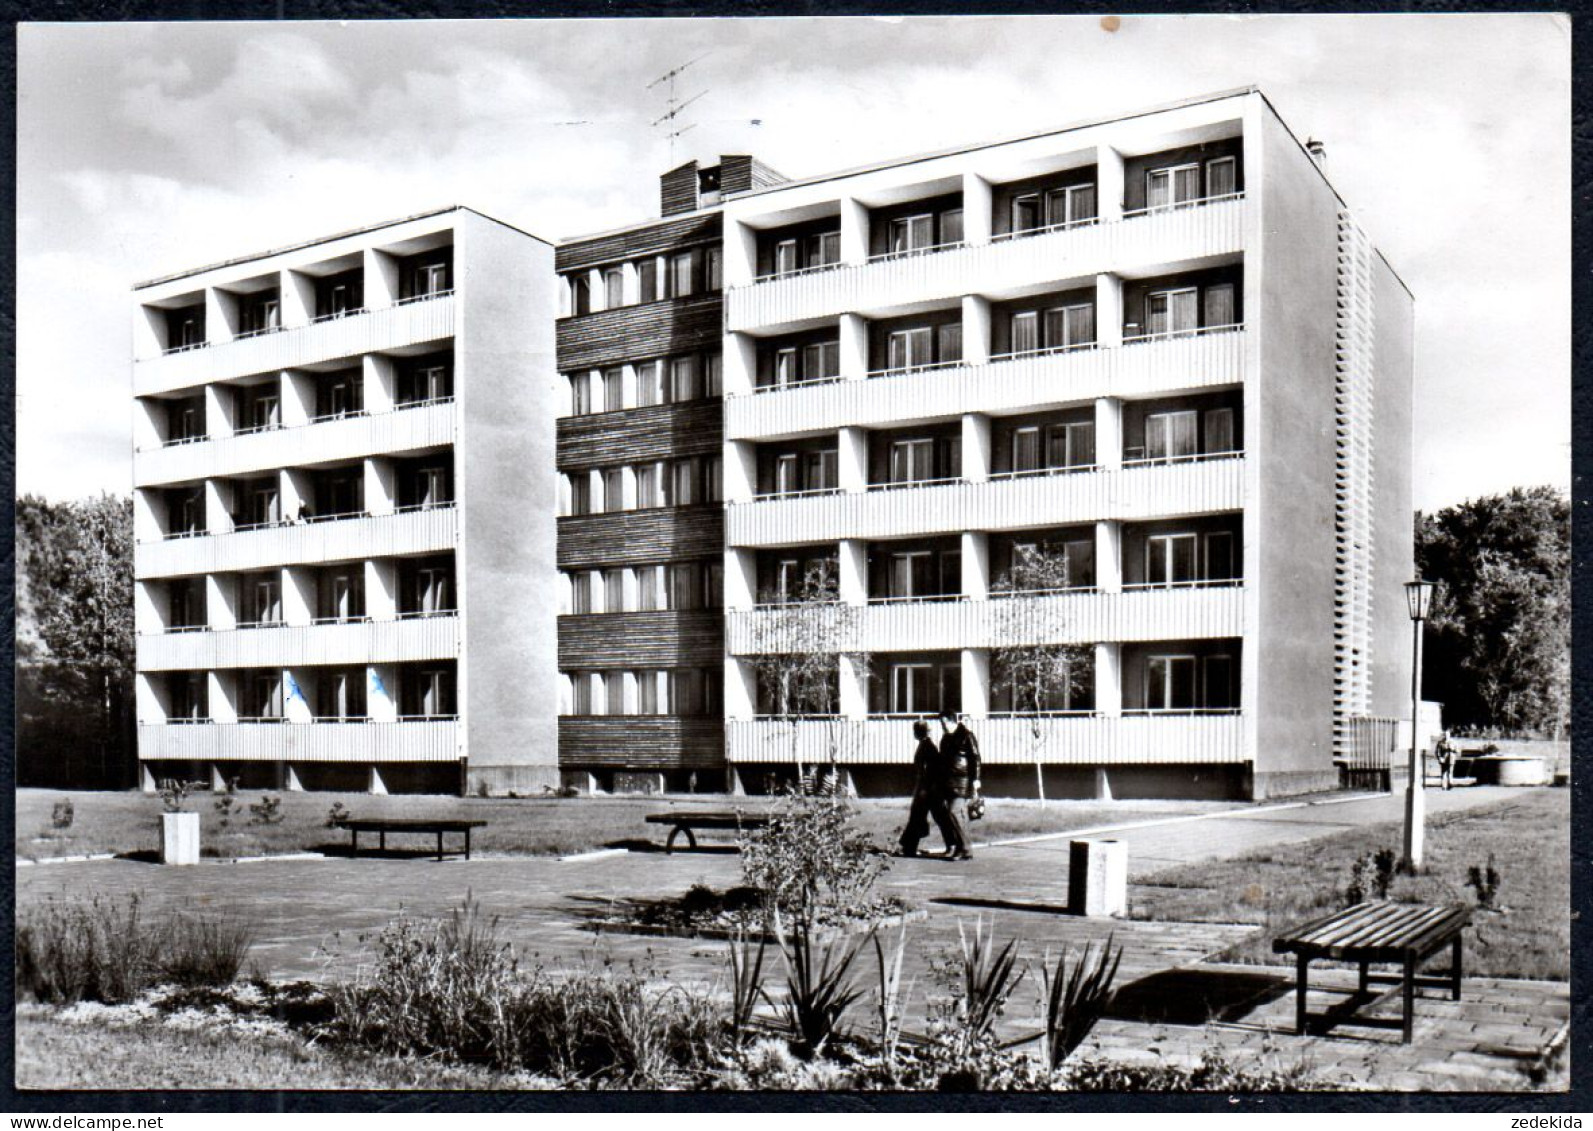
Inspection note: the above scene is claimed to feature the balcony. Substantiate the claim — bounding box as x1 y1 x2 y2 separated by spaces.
726 584 1243 654
136 614 459 671
727 195 1247 332
725 712 1246 766
134 294 455 397
136 718 460 763
134 401 455 487
557 716 726 770
135 506 458 579
727 328 1245 440
726 455 1244 546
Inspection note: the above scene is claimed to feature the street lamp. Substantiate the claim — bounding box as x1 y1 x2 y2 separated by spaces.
1403 579 1435 871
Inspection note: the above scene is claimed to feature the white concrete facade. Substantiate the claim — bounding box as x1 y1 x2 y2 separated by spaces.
717 88 1414 798
132 207 561 794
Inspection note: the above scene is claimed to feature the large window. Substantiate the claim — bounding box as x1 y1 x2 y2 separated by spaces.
238 292 280 337
403 666 457 718
237 385 280 434
237 571 281 627
317 567 365 623
1137 404 1239 463
765 339 841 389
884 661 960 716
167 672 208 721
316 369 363 420
401 251 452 300
1142 652 1237 711
402 557 455 616
769 448 838 496
239 670 283 721
167 578 206 630
1011 183 1097 234
166 487 205 537
316 271 363 320
236 478 280 529
884 323 961 373
398 356 453 406
1145 155 1240 212
316 668 367 721
1141 529 1239 587
880 548 960 602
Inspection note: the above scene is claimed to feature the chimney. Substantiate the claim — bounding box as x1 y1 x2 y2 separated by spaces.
1305 138 1327 168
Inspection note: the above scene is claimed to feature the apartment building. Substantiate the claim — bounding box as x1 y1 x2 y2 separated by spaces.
718 88 1414 799
554 157 781 792
131 207 561 796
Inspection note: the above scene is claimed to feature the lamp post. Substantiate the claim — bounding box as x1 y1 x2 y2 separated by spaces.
1403 579 1435 871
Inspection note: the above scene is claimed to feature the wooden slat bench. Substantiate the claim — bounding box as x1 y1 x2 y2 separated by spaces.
645 811 770 853
1272 900 1470 1043
340 818 488 861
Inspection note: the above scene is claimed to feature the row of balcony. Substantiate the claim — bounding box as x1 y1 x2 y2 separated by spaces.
727 327 1244 441
137 613 458 672
724 712 1246 766
134 293 456 398
727 195 1246 331
726 584 1242 655
726 455 1244 546
135 401 456 487
137 506 458 579
137 719 460 763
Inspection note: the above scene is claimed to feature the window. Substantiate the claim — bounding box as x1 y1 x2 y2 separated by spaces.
1045 303 1095 349
410 260 450 299
400 358 453 406
1013 427 1042 473
886 327 934 372
703 353 722 397
1145 655 1197 710
240 573 282 626
1145 288 1199 337
1146 164 1202 211
571 571 593 615
1146 533 1199 586
634 361 663 407
671 459 697 506
888 552 935 600
1145 411 1199 461
775 454 799 496
808 232 840 268
890 438 936 484
176 315 204 348
317 669 366 721
317 371 363 420
940 210 964 245
318 272 363 320
570 371 594 415
239 294 279 336
1010 312 1039 355
166 399 204 444
667 356 700 403
702 561 724 607
1011 194 1042 234
570 274 591 316
1048 421 1095 469
604 568 626 612
241 670 283 720
703 455 723 502
669 251 696 298
706 247 723 291
1206 157 1237 199
889 214 935 256
569 474 592 516
242 480 280 528
938 323 963 365
603 268 625 309
1204 283 1236 329
802 341 839 383
636 566 662 611
774 349 798 388
1047 183 1096 227
636 672 660 715
668 670 700 717
1204 407 1236 454
890 664 931 714
635 464 660 508
571 673 593 714
410 464 452 510
603 468 626 513
602 367 625 413
638 259 659 303
168 673 207 720
320 569 364 623
1204 655 1236 709
1205 531 1236 582
409 667 456 717
803 450 836 493
238 386 280 433
668 564 701 611
168 579 205 629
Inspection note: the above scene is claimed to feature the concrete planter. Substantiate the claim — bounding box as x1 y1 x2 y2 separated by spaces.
1473 755 1550 787
161 811 200 866
1068 838 1128 917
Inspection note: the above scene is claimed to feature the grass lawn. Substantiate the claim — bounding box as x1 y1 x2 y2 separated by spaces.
14 1008 525 1090
1132 789 1569 980
16 787 1239 862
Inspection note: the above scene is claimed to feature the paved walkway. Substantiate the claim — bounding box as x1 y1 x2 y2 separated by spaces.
14 785 1566 1091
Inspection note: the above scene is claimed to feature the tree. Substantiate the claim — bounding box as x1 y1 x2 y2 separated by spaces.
16 494 137 788
987 543 1094 803
745 560 868 790
1415 486 1569 737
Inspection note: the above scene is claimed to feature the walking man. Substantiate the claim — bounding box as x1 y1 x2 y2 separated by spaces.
935 711 982 861
1435 732 1457 791
897 719 950 857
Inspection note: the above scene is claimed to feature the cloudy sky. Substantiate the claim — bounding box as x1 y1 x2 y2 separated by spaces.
16 14 1569 511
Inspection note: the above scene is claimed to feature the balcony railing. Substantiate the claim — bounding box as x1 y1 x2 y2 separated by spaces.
987 340 1099 364
725 711 1247 765
1122 321 1245 347
137 717 460 762
987 462 1099 482
136 506 459 578
990 215 1102 243
752 374 844 395
727 583 1244 654
137 613 459 670
867 475 962 492
864 358 965 380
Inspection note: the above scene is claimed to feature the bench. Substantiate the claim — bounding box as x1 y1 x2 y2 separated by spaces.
340 818 488 861
644 811 770 853
1272 900 1470 1043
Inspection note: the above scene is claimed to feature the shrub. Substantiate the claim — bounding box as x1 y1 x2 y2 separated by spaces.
160 779 199 813
1467 853 1502 909
326 800 351 828
50 799 75 830
771 913 868 1058
214 792 238 831
1061 1047 1317 1091
16 894 251 1004
739 790 886 927
248 794 285 826
949 917 1025 1058
1040 936 1122 1069
1346 847 1398 904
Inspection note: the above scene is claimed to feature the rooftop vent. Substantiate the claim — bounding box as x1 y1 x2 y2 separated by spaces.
1305 138 1327 168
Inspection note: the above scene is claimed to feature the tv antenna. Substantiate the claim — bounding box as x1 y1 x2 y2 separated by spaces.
649 54 710 165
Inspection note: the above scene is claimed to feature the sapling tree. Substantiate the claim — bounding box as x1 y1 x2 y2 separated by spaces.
988 543 1094 804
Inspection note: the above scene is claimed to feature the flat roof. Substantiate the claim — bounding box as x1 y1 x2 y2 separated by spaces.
134 205 552 291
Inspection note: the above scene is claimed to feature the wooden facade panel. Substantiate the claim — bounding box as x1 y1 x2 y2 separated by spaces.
559 611 725 668
557 506 725 569
558 716 725 770
557 400 723 470
557 295 723 372
556 213 721 273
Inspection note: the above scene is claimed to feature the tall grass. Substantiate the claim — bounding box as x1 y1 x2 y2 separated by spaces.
325 895 724 1086
16 894 253 1004
1040 936 1122 1069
